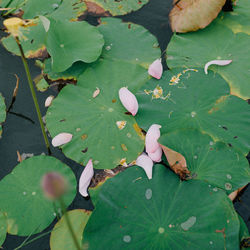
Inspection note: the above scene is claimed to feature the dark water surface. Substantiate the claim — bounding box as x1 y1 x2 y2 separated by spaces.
0 0 249 249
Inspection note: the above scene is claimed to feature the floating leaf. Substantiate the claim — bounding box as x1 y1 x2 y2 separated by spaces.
167 23 250 99
46 19 104 72
0 155 76 236
46 60 147 169
217 0 250 35
159 129 250 193
85 0 149 16
0 211 7 247
1 18 47 58
169 0 226 32
83 165 240 250
0 94 6 139
136 69 250 155
98 18 161 68
50 209 91 250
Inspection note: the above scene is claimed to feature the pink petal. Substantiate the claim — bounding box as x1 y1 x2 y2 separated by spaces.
136 153 153 179
148 59 163 79
119 87 138 116
52 133 73 147
148 146 162 162
204 60 232 74
79 159 94 197
45 95 54 107
145 124 162 154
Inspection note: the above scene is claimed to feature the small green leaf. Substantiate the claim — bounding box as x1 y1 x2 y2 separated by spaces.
0 94 6 139
0 155 76 236
46 19 104 72
50 209 91 250
83 165 240 250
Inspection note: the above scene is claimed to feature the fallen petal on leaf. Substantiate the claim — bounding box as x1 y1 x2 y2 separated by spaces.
145 124 162 154
148 59 163 79
160 144 190 180
39 15 50 32
119 87 138 116
136 153 153 179
52 133 73 147
45 95 54 107
148 146 162 162
92 87 100 98
204 60 232 74
79 159 94 197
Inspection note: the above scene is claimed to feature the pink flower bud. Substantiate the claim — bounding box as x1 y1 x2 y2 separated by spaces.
52 133 73 147
145 124 162 154
79 159 94 197
41 172 68 200
136 153 153 179
148 146 162 162
148 59 163 79
118 87 138 116
204 59 232 74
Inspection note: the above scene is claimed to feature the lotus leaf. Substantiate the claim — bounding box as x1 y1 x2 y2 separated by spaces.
169 0 226 32
159 129 250 193
46 60 147 169
0 155 76 236
98 18 161 68
0 94 6 139
0 211 7 247
136 69 250 155
1 18 47 58
50 209 91 250
85 0 149 16
83 165 240 249
46 19 104 72
166 23 250 99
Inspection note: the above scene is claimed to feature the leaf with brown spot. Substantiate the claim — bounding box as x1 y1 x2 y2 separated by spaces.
85 1 111 16
169 0 226 33
160 144 189 180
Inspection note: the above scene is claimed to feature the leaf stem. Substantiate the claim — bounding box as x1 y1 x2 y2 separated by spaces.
15 37 51 154
59 198 81 250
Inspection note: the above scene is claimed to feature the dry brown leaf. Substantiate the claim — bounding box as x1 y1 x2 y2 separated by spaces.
85 1 111 16
228 185 246 201
160 144 190 180
169 0 226 33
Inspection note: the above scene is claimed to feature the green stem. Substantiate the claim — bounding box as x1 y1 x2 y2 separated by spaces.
15 37 51 154
59 198 81 250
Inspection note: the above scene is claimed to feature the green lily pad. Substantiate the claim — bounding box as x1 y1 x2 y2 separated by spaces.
83 165 240 249
0 155 76 236
217 0 250 35
98 18 161 68
46 19 104 72
48 0 87 21
1 19 47 59
35 77 49 92
21 0 61 19
85 0 149 16
136 69 250 155
50 209 91 250
0 94 6 139
159 129 250 193
0 211 7 247
43 58 87 81
166 23 250 99
46 60 147 169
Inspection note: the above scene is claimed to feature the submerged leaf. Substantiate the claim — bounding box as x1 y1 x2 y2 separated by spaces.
204 59 232 74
